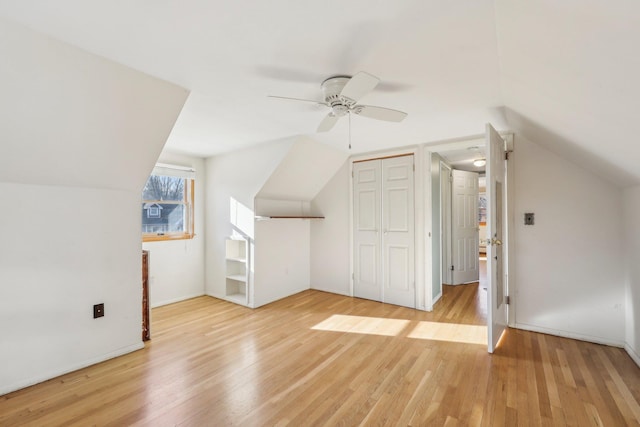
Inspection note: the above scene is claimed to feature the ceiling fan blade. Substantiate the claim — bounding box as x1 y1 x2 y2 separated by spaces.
340 71 380 103
354 105 407 122
317 113 340 132
268 95 326 106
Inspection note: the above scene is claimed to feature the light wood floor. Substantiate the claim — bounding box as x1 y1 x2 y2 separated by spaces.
2 285 639 426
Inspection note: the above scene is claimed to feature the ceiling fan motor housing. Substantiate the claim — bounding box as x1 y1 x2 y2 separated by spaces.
322 76 353 116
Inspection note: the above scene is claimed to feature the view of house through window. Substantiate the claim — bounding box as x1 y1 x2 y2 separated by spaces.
142 164 195 241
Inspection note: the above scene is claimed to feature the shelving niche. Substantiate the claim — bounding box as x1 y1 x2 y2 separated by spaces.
225 238 248 306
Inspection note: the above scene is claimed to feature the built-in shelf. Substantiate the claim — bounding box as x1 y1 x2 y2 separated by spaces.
225 293 247 305
225 238 249 307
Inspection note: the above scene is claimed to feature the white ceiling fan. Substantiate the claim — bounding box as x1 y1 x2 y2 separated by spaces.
268 71 408 133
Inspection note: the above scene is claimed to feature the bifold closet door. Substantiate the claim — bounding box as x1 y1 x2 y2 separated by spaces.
353 155 415 308
382 156 415 308
353 160 382 302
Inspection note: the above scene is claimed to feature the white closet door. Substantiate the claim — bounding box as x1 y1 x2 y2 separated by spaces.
382 156 415 308
451 169 479 285
353 160 382 302
353 155 415 309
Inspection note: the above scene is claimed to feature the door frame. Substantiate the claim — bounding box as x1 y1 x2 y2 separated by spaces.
424 132 515 344
440 161 452 289
349 146 427 311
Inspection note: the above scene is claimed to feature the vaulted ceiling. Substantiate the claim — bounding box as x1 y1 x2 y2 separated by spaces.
1 0 638 186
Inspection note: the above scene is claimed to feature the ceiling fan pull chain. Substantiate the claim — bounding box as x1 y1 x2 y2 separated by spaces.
348 111 352 150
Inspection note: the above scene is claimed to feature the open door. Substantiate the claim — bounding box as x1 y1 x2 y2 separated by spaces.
486 123 507 353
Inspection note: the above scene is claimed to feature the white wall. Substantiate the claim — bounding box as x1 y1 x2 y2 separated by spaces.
512 136 625 346
623 185 640 364
142 152 205 308
0 19 188 395
205 139 294 300
254 219 310 307
310 160 351 295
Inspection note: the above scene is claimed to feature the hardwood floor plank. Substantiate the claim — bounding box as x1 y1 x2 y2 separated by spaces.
1 285 639 426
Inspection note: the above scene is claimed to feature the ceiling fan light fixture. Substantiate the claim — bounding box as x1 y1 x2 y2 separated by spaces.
473 158 487 167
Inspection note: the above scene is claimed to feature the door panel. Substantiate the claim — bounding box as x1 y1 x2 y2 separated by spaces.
387 245 410 291
353 161 382 302
451 169 479 284
382 156 415 308
486 123 507 353
387 188 409 231
357 190 377 230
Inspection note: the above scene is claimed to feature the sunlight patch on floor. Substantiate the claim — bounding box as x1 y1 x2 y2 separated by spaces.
312 315 487 345
408 321 487 345
311 314 410 337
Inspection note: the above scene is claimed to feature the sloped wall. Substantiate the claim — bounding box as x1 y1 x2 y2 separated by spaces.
256 137 348 205
0 19 188 394
512 136 625 345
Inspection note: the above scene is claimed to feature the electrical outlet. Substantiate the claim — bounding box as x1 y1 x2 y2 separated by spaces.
93 303 104 319
524 212 535 225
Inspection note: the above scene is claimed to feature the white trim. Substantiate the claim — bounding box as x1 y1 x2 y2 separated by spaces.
311 286 351 297
152 163 196 179
432 291 442 306
150 292 205 308
506 136 516 327
423 132 514 153
423 150 433 311
350 146 417 163
0 342 144 396
439 161 452 289
625 343 640 368
515 323 625 348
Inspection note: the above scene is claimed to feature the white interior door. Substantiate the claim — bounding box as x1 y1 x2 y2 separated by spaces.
451 169 479 285
382 156 415 308
486 123 507 353
353 161 382 302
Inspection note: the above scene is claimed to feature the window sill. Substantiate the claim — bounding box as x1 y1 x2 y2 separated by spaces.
143 233 195 243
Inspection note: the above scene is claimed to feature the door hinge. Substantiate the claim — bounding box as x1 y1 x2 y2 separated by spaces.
505 295 510 305
413 163 415 172
450 265 454 271
505 151 510 161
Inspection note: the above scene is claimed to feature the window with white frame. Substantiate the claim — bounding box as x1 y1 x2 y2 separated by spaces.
142 163 195 241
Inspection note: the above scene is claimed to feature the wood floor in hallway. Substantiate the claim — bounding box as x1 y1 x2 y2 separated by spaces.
1 286 639 426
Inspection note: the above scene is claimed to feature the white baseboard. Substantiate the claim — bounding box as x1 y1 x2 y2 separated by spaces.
310 286 351 297
625 343 640 368
514 323 625 348
151 292 205 308
432 292 442 306
1 342 144 396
